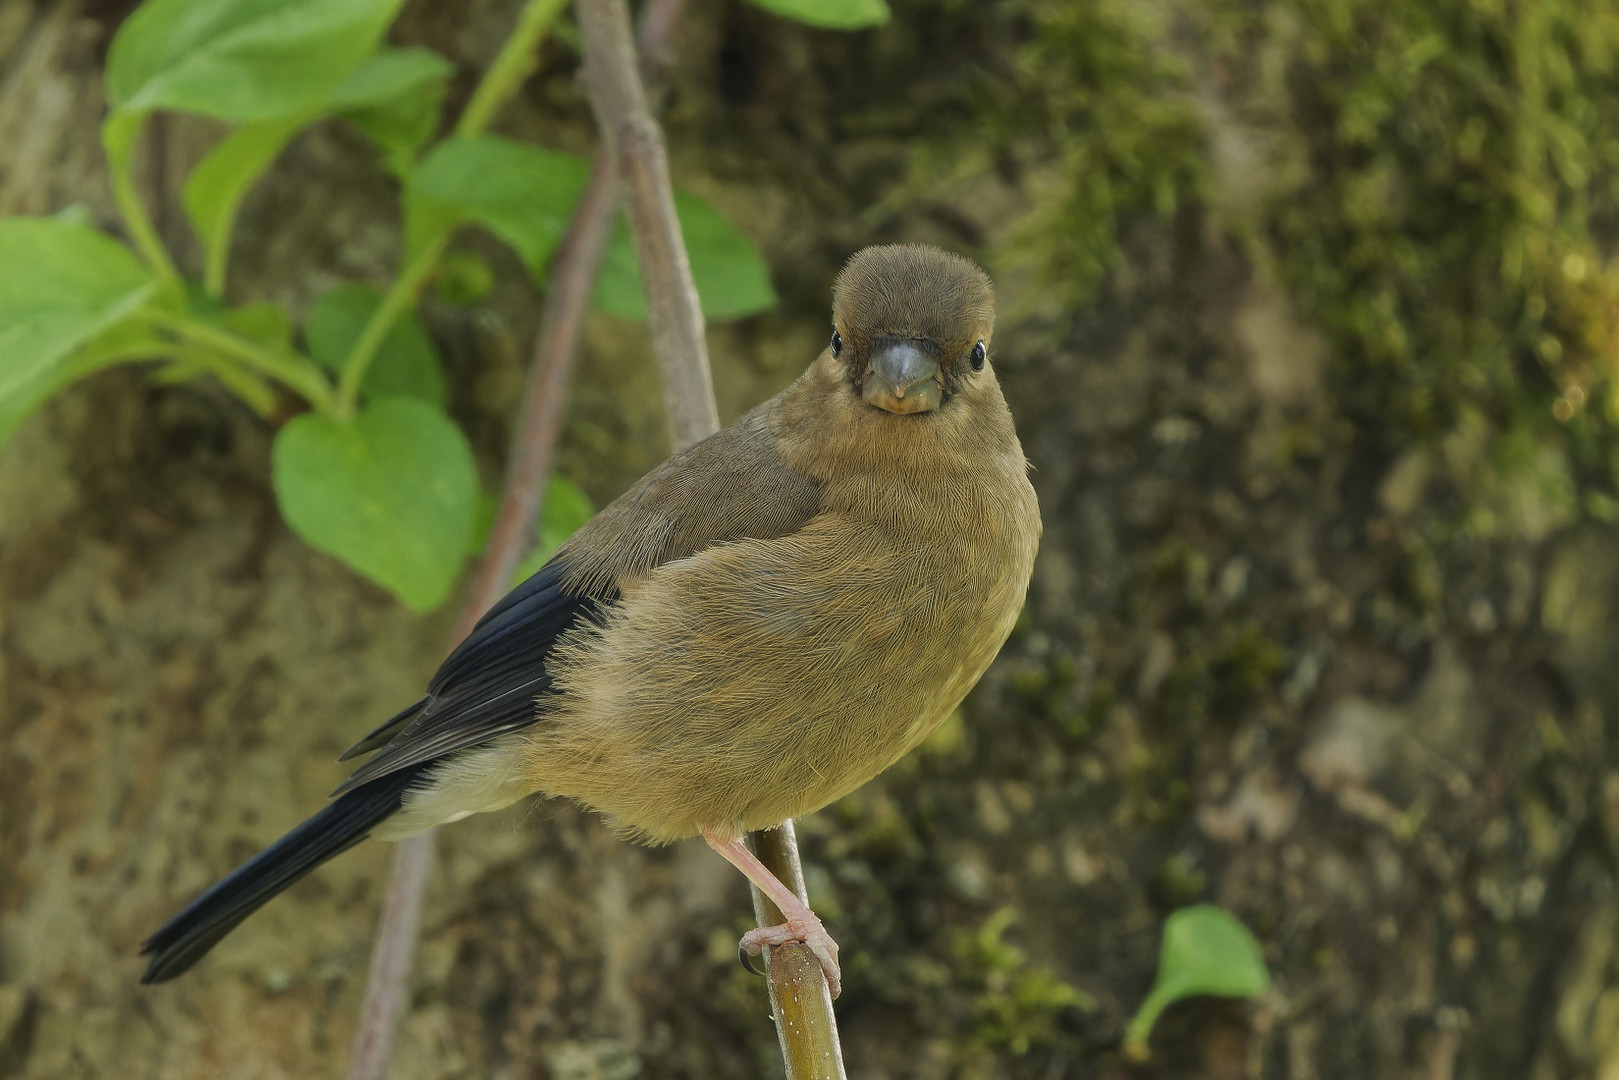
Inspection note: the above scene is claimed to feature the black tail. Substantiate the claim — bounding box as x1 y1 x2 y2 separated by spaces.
139 764 429 983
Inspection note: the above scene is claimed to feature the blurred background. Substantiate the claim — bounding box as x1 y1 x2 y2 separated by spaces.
3 0 1619 1077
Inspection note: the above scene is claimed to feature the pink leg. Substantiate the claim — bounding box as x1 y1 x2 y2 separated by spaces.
702 829 841 998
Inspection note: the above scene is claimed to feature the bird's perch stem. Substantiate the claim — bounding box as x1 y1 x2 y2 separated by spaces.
577 0 847 1075
750 825 847 1079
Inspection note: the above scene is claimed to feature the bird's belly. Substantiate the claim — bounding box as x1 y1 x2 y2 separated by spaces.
523 527 1030 843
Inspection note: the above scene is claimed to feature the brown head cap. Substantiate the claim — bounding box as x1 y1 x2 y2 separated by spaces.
832 244 995 364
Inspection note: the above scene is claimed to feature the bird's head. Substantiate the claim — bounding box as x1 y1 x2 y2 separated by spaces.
830 244 996 417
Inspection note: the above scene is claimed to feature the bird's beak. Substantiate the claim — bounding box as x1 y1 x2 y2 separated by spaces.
862 340 942 415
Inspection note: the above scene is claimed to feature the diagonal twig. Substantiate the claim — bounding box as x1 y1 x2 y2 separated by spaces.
576 0 716 453
575 0 848 1076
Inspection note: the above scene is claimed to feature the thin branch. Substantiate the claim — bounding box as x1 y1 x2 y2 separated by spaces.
577 0 717 452
576 0 847 1075
751 825 848 1080
468 155 619 592
344 6 684 1078
346 830 434 1080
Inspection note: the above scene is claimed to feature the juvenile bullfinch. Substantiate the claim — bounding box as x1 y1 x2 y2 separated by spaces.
140 243 1041 998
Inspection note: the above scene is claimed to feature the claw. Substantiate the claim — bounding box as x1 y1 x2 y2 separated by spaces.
736 914 842 998
739 944 764 977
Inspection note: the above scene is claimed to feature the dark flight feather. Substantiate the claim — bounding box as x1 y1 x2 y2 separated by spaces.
142 565 601 983
139 762 431 983
333 560 601 795
337 696 428 761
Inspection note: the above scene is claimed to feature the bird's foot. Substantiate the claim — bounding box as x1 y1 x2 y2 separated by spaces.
738 909 841 997
703 828 843 998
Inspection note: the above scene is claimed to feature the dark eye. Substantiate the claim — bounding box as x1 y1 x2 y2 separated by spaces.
831 330 843 358
970 341 986 370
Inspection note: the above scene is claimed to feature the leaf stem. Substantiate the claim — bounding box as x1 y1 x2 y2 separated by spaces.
336 0 570 418
104 113 182 288
167 350 280 417
148 310 337 413
202 226 231 301
454 0 570 139
334 232 448 416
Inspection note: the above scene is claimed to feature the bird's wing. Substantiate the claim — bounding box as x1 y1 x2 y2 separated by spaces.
331 401 825 795
545 404 828 597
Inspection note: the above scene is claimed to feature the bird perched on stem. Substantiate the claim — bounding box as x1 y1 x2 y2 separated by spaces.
140 243 1041 997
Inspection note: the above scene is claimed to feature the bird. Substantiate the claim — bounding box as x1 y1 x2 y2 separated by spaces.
139 243 1041 998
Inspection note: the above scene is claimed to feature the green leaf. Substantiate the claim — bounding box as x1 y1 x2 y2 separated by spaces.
510 475 595 583
272 399 476 611
13 318 177 432
106 0 407 121
433 250 497 307
744 0 889 29
408 137 590 270
101 110 142 175
1124 905 1270 1056
180 46 451 284
305 283 446 407
183 116 309 293
220 301 295 348
0 219 155 443
593 193 777 321
343 91 447 177
327 46 453 109
331 47 453 173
